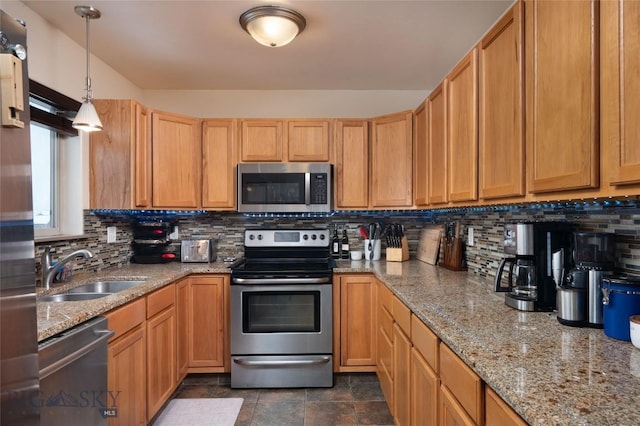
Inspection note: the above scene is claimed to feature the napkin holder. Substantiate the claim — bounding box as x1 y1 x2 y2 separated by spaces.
386 236 409 262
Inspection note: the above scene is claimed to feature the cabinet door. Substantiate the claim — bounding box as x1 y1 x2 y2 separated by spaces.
370 111 413 208
90 99 135 209
202 119 238 209
447 49 478 202
240 119 284 162
134 103 152 208
377 283 394 413
334 120 369 209
108 326 146 426
188 275 226 369
339 275 377 369
440 385 475 426
485 387 527 426
146 306 177 419
287 119 331 162
602 0 640 186
525 0 599 193
176 279 189 382
393 323 411 426
152 111 201 207
428 82 448 205
411 347 439 426
479 2 525 200
414 100 429 207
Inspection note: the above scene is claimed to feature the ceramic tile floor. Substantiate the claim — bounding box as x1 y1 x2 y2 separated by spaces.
174 372 394 426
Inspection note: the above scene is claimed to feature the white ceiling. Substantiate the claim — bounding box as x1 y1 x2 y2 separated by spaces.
22 0 513 91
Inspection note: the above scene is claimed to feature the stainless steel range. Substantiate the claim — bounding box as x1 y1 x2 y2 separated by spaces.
230 229 334 388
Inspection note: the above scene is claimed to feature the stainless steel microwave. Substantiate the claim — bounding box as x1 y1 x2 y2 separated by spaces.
237 163 333 213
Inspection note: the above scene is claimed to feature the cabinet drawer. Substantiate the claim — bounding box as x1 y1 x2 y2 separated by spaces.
439 343 483 423
411 314 439 373
378 281 393 313
379 302 394 345
392 295 411 337
147 284 176 318
106 298 146 341
485 386 527 426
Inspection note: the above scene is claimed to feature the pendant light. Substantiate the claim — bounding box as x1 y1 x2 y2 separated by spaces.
72 5 103 132
239 6 306 48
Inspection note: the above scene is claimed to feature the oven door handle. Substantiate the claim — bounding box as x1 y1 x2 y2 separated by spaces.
232 356 331 367
232 277 331 285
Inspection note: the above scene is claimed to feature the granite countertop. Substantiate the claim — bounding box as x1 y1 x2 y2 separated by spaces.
37 259 640 425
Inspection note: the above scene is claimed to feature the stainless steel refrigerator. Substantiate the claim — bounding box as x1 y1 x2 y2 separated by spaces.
0 9 40 426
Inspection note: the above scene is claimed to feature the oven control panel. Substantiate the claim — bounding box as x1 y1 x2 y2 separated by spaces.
245 229 329 247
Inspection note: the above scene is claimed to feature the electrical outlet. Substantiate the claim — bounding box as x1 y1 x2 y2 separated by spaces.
107 226 117 243
468 227 475 246
169 226 179 240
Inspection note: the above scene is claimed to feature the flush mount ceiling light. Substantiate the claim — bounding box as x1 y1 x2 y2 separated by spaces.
72 5 103 132
239 5 306 48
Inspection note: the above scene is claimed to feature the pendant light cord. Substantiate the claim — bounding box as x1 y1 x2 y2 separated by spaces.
84 14 92 102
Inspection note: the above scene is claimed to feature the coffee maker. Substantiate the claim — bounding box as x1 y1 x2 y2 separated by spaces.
557 232 616 327
494 222 572 312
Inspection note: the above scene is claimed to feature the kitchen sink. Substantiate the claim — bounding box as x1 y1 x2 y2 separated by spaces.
66 280 147 294
39 293 112 303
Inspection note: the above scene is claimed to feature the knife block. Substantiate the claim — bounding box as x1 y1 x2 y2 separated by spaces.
386 236 409 262
440 237 466 271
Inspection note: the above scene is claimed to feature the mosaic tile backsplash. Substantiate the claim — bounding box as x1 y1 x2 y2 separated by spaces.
34 205 640 284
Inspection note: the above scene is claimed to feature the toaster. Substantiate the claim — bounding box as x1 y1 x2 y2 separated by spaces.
181 239 216 263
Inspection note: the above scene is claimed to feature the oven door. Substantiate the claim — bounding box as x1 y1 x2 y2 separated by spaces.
230 282 332 355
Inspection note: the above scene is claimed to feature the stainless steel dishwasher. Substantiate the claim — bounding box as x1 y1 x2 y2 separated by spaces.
38 316 114 426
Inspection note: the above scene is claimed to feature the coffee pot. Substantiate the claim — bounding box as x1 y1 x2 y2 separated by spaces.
494 223 572 312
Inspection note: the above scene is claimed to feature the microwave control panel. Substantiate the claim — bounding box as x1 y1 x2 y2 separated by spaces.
310 173 328 204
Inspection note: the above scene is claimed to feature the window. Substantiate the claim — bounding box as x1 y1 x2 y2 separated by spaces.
29 80 85 240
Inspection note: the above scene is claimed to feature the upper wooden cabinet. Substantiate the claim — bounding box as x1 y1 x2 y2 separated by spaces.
447 49 479 202
240 119 284 162
525 0 599 193
90 99 151 209
151 111 201 208
202 119 238 209
479 2 525 200
334 120 369 209
413 101 429 207
240 119 331 163
427 82 448 205
287 119 331 162
370 111 414 208
602 0 640 186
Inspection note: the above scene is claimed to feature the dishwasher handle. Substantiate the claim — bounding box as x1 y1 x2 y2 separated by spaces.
39 328 114 380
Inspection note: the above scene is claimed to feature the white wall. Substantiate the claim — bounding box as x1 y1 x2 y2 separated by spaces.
143 90 428 119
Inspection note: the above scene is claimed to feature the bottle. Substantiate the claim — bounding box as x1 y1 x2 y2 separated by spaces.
341 228 350 259
331 226 341 259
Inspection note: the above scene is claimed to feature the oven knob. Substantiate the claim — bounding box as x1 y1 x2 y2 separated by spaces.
249 234 255 240
257 234 263 240
319 234 326 240
311 234 317 240
303 234 309 240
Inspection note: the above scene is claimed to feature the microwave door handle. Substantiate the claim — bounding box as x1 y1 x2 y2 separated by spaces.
304 172 311 205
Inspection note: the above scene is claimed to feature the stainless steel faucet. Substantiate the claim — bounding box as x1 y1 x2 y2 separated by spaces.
40 246 94 289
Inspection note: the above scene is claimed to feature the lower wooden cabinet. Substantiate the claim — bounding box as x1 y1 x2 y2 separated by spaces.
439 342 484 425
106 298 147 426
411 347 439 426
393 322 411 426
188 275 227 371
146 285 177 419
485 387 527 426
441 384 476 426
176 279 189 381
333 274 377 371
